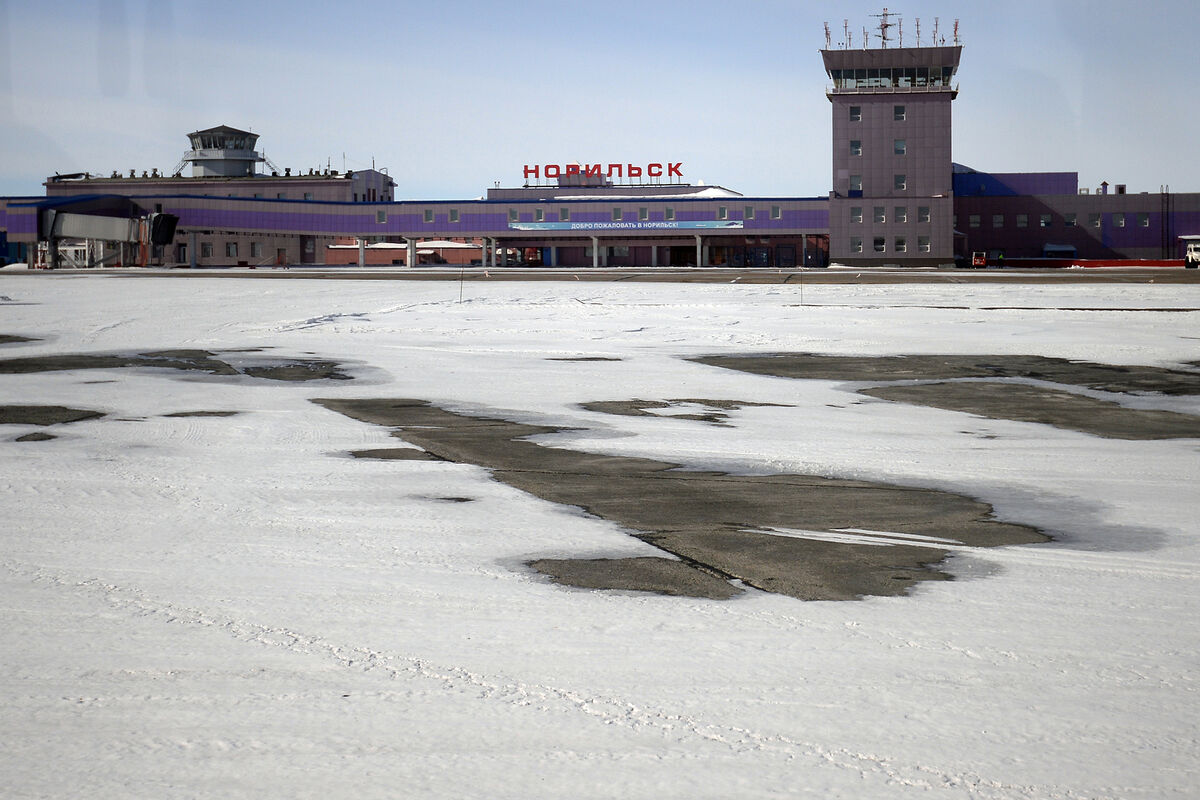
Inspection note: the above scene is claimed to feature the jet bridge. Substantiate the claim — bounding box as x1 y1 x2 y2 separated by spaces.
35 196 178 268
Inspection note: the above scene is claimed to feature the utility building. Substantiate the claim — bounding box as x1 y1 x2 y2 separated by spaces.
822 33 961 266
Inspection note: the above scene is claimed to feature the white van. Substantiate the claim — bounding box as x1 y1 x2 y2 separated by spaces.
1187 242 1200 269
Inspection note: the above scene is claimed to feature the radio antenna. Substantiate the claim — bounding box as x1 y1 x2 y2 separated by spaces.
871 8 898 48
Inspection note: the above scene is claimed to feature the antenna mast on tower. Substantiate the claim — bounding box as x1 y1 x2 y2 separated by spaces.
824 22 832 49
915 17 921 47
953 19 960 46
871 8 898 48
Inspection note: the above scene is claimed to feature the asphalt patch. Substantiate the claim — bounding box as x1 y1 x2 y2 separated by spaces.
693 353 1200 395
581 398 788 426
530 557 744 599
313 398 1047 602
693 353 1200 440
162 410 240 418
0 349 353 382
0 405 104 426
862 383 1200 440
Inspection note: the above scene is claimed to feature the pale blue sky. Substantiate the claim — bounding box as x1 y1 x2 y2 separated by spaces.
2 0 1196 199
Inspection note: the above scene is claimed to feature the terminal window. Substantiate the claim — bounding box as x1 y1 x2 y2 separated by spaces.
449 209 460 223
894 139 906 155
251 242 263 258
535 209 544 222
744 206 754 220
201 243 213 258
874 207 886 223
873 237 886 253
993 214 1004 228
612 207 622 221
377 210 388 224
508 209 518 223
560 207 570 221
1065 213 1077 227
1115 214 1126 227
850 140 862 156
1040 214 1052 228
894 174 907 191
918 206 930 223
1138 213 1150 227
665 207 675 221
850 237 863 253
771 205 781 220
1017 214 1028 228
225 242 238 258
718 206 728 220
918 235 931 253
895 206 907 223
849 175 862 192
894 237 907 253
424 209 434 223
849 106 861 122
969 214 980 228
639 207 649 221
850 206 863 223
1089 213 1101 228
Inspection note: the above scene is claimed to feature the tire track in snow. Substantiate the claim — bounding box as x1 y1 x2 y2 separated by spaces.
2 558 1109 800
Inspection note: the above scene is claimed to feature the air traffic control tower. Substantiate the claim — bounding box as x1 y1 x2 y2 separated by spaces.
822 18 961 266
177 125 265 178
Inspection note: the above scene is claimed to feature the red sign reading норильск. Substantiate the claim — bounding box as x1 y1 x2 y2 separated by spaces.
523 163 683 180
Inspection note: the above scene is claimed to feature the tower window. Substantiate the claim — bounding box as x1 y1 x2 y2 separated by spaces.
849 175 862 192
849 105 862 122
850 206 863 223
894 174 907 191
873 237 886 253
918 235 931 252
895 206 907 223
850 237 863 253
874 206 886 224
850 140 862 156
894 237 907 253
894 139 906 156
894 105 906 121
918 206 930 223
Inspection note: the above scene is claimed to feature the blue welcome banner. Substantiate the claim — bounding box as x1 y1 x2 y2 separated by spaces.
509 220 744 232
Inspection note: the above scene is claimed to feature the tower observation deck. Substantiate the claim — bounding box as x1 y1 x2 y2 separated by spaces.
821 22 963 266
178 125 265 178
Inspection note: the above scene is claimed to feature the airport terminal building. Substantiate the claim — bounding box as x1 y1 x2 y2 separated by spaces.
2 26 1198 269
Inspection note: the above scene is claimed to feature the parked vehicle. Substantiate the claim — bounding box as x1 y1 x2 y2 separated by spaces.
1187 242 1199 269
